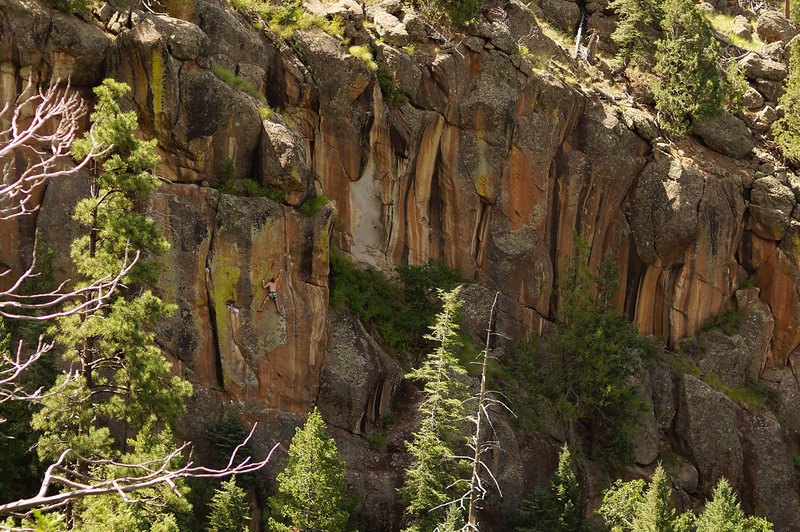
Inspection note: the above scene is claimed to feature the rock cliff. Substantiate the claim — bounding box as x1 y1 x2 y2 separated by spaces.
4 0 800 528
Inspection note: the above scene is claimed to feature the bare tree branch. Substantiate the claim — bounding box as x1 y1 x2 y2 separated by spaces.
0 424 278 516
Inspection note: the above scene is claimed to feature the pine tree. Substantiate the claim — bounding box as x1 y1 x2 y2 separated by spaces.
773 43 800 161
596 477 646 532
609 0 664 66
653 0 722 136
208 477 249 532
72 419 192 531
544 238 645 462
632 465 675 532
550 446 581 531
695 478 773 532
267 407 349 532
29 79 192 517
519 445 582 532
398 286 469 532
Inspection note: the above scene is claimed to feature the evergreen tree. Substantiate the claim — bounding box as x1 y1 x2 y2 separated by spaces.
653 0 722 136
609 0 664 66
398 287 469 532
207 477 249 532
29 79 191 516
631 465 676 532
550 446 581 531
519 445 582 532
598 471 772 531
695 478 772 532
267 407 349 532
597 477 646 532
72 420 192 531
540 238 645 463
773 43 800 161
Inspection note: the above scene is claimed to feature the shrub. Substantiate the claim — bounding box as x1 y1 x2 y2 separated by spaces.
329 251 462 359
297 194 329 216
653 0 723 136
517 236 651 465
377 68 407 107
210 63 265 102
349 45 378 71
609 0 664 67
701 308 742 336
773 43 800 161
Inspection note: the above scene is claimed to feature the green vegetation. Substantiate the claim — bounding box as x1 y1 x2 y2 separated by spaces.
267 408 350 532
258 104 275 120
212 164 287 202
520 446 584 532
515 237 651 464
653 0 723 136
349 45 378 71
210 62 265 102
609 0 664 67
413 0 480 27
377 67 408 107
30 78 192 526
701 308 743 336
208 477 250 532
330 250 463 358
773 43 800 161
297 194 329 216
704 12 764 51
230 0 343 39
399 287 469 532
50 0 88 14
600 467 772 531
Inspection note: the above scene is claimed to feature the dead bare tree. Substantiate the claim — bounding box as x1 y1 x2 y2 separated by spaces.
463 293 513 530
0 78 274 526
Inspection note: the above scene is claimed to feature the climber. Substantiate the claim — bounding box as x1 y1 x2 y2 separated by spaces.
257 270 283 313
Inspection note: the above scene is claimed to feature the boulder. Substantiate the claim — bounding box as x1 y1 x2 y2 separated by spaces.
739 409 800 530
738 52 787 81
317 309 404 434
627 156 704 267
755 78 785 102
756 10 798 44
259 115 314 205
540 0 580 33
147 14 209 61
732 15 753 40
749 176 795 240
46 11 111 85
692 111 754 159
674 375 743 493
754 105 780 133
743 85 765 110
367 3 410 46
696 295 771 389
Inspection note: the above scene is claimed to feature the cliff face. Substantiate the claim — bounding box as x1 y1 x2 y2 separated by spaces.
4 0 800 527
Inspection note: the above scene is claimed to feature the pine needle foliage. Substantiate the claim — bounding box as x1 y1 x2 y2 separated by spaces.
531 236 648 464
267 407 350 532
773 43 800 162
208 477 250 532
31 79 191 495
695 478 773 532
520 445 583 532
399 287 470 532
653 0 723 136
609 0 664 66
598 467 773 531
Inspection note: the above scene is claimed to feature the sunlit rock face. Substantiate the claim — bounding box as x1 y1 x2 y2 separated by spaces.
8 0 800 527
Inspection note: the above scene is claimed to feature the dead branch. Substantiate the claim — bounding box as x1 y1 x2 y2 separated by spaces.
0 423 278 517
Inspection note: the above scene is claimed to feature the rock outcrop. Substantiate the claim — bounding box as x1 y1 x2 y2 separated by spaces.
6 0 800 528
